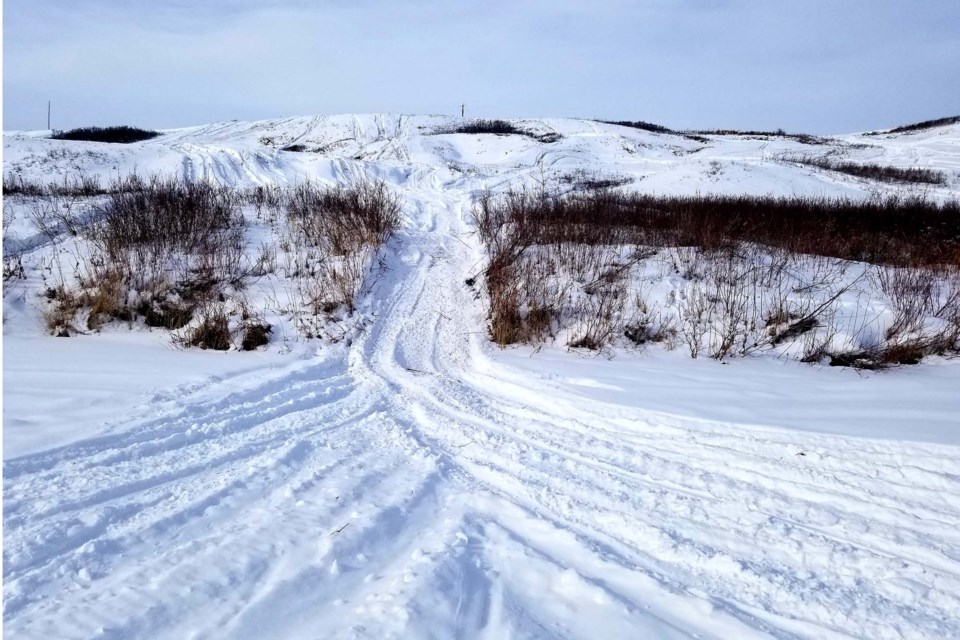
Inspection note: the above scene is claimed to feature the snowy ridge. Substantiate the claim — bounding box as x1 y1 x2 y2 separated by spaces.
6 113 960 194
4 114 960 639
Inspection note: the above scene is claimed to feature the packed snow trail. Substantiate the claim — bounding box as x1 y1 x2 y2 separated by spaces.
5 115 960 638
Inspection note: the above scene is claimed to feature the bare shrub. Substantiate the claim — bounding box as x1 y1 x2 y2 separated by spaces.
623 284 678 349
800 320 839 365
19 173 401 347
483 190 960 267
178 305 231 351
599 120 674 134
568 277 625 350
874 266 936 339
85 269 130 330
677 283 709 359
241 321 272 351
41 286 80 336
826 340 934 370
436 119 561 143
51 126 159 144
871 265 960 362
3 254 25 284
137 297 194 330
707 253 762 359
2 206 26 284
786 155 945 185
284 178 401 315
693 128 831 145
84 175 244 314
472 187 960 366
3 173 133 198
27 175 246 336
868 115 960 135
287 179 399 255
3 174 47 197
243 184 286 222
558 170 632 192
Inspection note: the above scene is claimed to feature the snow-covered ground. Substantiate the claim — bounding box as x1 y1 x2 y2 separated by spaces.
4 114 960 638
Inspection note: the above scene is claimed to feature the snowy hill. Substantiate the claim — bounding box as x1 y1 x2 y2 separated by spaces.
4 114 960 639
6 113 959 193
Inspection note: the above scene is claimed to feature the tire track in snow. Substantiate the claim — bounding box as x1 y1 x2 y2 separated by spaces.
5 122 960 639
344 185 960 638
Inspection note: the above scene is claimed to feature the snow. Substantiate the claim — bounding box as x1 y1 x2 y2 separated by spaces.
493 347 960 445
4 114 960 639
3 332 310 457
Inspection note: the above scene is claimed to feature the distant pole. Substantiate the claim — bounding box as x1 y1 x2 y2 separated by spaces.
48 101 51 130
461 103 465 118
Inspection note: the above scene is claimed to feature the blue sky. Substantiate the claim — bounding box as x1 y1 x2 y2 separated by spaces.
4 0 958 133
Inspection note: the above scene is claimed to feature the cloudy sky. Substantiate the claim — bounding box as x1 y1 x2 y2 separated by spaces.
4 0 958 133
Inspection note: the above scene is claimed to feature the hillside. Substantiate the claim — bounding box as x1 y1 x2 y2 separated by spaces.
4 114 960 639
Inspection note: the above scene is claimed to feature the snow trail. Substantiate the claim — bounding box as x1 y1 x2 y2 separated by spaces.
5 115 960 639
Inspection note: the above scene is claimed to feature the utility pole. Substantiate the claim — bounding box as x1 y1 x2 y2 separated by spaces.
47 101 51 130
461 103 465 118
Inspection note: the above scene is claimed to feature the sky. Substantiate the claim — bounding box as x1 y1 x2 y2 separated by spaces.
3 0 959 134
